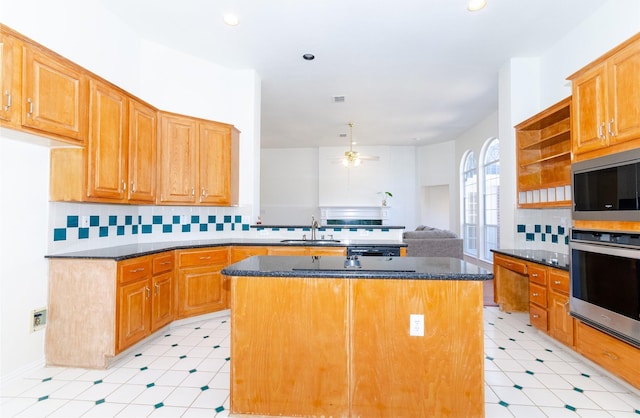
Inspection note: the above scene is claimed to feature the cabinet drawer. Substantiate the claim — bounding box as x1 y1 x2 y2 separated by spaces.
529 303 548 331
529 283 547 308
576 321 640 388
494 254 527 275
528 265 547 286
119 257 152 284
549 269 569 294
152 252 174 274
178 248 228 267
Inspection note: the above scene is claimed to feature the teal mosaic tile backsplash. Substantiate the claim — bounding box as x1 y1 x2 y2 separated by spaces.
49 202 253 253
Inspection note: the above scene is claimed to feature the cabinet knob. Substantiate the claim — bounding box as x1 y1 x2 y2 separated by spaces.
532 292 539 297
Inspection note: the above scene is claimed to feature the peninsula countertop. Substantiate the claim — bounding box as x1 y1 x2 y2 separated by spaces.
491 248 569 271
222 255 493 280
45 239 407 261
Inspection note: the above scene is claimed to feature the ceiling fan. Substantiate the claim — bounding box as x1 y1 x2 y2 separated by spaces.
337 123 379 167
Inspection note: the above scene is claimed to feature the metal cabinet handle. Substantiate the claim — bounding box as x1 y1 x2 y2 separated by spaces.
554 280 561 285
4 90 11 111
191 187 195 196
598 122 605 139
199 256 212 260
603 351 619 360
122 180 126 192
564 301 570 312
532 292 539 297
145 286 150 299
131 182 136 193
532 273 538 277
532 314 539 319
155 283 160 296
129 267 145 273
160 261 172 265
27 98 33 116
607 119 615 137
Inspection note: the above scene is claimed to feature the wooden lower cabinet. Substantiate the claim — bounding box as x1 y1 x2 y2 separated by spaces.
116 254 175 353
176 247 229 317
229 246 269 263
548 269 574 347
230 275 484 417
576 321 640 388
493 253 529 312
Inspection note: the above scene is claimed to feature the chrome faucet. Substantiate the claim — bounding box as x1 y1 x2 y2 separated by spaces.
311 215 319 240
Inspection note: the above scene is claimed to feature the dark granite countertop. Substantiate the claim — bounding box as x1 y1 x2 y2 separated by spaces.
45 239 407 261
491 249 569 271
222 255 493 280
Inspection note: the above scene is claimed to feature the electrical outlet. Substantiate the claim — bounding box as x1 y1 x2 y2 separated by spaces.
31 308 47 332
409 314 424 337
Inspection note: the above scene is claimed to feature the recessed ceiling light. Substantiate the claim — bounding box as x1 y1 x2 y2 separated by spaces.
223 13 239 26
302 53 315 61
467 0 486 11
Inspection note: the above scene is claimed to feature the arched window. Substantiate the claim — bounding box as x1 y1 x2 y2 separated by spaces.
481 138 500 261
461 151 478 256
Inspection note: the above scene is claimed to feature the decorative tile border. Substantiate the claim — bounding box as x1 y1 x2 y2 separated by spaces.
53 214 249 242
517 223 569 246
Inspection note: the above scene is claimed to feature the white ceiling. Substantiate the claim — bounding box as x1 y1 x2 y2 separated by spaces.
98 0 607 149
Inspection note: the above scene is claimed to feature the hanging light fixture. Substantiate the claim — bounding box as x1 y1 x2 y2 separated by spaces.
467 0 487 11
342 123 362 167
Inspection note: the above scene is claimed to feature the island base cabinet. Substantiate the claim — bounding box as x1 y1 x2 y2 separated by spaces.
230 277 350 417
350 279 484 418
230 276 485 418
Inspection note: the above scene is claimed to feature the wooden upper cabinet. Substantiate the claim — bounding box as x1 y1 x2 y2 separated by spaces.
158 113 198 204
159 113 239 206
515 97 571 208
22 45 88 143
86 79 128 201
198 121 238 205
128 98 157 203
0 29 22 127
569 33 640 161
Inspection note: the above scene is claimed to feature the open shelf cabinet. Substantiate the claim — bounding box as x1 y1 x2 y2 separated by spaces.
515 97 572 208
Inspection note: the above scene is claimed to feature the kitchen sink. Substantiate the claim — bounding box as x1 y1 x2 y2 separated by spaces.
280 239 341 244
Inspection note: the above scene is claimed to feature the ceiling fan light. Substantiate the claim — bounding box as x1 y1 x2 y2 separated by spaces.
467 0 486 11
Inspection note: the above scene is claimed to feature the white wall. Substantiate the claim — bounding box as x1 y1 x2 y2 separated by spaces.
0 136 51 381
260 146 417 228
260 148 319 224
0 0 260 379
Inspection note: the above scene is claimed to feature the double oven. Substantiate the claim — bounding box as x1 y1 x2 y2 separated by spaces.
569 148 640 348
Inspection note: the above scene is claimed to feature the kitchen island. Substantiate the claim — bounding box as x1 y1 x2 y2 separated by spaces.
222 255 492 418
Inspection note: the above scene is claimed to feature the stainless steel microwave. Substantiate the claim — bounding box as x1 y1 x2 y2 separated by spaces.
572 148 640 221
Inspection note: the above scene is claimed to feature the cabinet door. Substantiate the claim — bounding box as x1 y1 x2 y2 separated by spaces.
572 64 607 156
158 114 197 203
117 279 151 352
177 264 226 318
607 40 640 145
198 121 232 205
151 271 174 331
22 46 87 143
268 246 309 256
86 79 128 201
128 99 157 203
0 30 21 126
549 290 574 347
308 247 346 256
230 246 269 263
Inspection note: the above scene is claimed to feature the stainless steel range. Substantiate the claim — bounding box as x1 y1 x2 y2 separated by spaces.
570 229 640 348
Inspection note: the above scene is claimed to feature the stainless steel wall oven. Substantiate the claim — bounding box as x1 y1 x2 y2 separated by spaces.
570 229 640 348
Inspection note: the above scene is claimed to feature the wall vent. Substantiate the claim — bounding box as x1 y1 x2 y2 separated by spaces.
332 95 346 103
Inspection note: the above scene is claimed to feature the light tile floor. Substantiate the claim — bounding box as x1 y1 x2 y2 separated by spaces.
1 307 639 417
